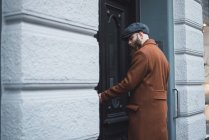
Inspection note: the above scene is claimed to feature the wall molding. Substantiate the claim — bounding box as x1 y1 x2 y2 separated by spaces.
175 48 203 57
174 18 203 31
177 110 204 118
4 10 97 36
3 83 97 90
176 80 204 85
71 134 99 140
194 0 202 5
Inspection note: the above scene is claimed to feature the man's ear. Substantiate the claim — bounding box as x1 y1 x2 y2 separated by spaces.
139 32 144 38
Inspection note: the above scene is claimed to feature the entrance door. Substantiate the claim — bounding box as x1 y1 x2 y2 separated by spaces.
97 0 138 139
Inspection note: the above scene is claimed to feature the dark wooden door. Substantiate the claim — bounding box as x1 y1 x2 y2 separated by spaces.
97 0 139 139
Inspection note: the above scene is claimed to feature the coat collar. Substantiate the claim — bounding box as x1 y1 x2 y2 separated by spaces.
131 39 157 57
142 39 157 47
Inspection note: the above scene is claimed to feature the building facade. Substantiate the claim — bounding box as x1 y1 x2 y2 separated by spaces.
174 0 205 139
1 0 207 140
1 0 99 139
203 0 209 138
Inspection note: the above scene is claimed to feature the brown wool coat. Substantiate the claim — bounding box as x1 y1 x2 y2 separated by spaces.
101 39 169 140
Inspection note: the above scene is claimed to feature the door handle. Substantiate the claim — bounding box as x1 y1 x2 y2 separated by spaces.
173 88 179 119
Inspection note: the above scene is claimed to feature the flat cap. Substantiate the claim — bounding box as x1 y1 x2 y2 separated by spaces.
121 22 149 39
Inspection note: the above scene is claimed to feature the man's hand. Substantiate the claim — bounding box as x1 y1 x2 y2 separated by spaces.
98 93 102 103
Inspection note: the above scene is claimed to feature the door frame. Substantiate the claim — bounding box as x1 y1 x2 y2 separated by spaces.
0 0 2 134
166 0 176 139
98 0 176 139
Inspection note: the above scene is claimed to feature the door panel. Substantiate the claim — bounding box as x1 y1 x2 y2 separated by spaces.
98 0 138 139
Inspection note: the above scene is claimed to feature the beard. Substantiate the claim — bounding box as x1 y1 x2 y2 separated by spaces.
130 37 142 50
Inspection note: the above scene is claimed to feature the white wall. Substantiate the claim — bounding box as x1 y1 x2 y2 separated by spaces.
204 26 209 84
204 25 209 136
1 0 100 140
174 0 206 139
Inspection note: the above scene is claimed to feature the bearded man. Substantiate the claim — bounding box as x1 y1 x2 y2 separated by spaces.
98 22 170 140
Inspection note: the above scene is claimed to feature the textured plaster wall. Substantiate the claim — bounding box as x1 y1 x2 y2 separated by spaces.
204 25 209 136
204 26 209 84
1 0 99 140
3 0 98 29
3 22 99 83
174 0 206 139
2 89 99 140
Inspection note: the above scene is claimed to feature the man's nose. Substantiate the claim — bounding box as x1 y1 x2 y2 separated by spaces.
128 40 131 45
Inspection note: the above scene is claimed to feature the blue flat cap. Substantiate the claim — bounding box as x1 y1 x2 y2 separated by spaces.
121 22 149 39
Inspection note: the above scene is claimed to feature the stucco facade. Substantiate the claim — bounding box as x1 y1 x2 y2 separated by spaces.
174 0 206 139
205 26 209 84
1 0 207 140
1 0 99 139
204 25 209 137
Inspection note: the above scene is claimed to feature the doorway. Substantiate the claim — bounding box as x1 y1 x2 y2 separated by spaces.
97 0 175 139
97 0 138 139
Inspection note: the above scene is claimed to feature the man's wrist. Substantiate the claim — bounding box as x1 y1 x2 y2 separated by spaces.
98 93 102 103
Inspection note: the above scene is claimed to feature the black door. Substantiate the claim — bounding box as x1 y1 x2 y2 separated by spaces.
97 0 139 139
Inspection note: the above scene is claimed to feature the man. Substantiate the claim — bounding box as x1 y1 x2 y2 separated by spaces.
98 22 169 140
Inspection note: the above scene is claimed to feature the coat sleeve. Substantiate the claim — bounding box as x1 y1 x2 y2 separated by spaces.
101 51 148 102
